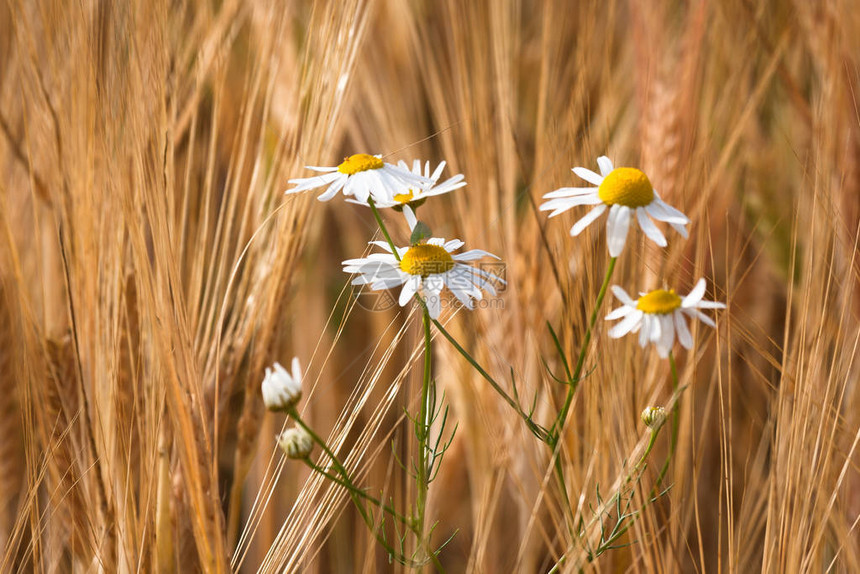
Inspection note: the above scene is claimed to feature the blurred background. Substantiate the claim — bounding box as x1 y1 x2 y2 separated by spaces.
1 0 859 571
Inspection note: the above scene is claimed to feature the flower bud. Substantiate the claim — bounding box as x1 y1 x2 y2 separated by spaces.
261 358 302 412
277 427 313 459
641 406 667 430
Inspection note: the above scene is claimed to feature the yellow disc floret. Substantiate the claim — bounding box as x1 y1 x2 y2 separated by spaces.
393 190 415 204
636 289 682 315
399 244 455 277
338 154 384 175
598 167 655 208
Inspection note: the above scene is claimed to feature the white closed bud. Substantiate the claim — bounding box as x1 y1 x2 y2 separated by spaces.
277 427 313 459
641 406 667 430
262 358 303 412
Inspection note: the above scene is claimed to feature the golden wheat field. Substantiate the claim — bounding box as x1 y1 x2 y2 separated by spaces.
1 0 859 572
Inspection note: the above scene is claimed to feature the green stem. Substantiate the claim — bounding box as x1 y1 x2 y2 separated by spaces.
290 411 351 483
552 256 617 439
630 428 661 482
656 351 680 486
415 308 433 550
368 198 401 261
291 413 418 564
368 199 446 572
551 448 577 539
431 319 547 440
546 256 616 539
302 459 413 527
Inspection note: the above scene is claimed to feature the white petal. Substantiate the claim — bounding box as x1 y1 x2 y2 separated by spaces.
371 277 408 289
682 278 707 308
611 285 637 307
674 311 693 349
540 195 603 215
423 280 444 318
316 181 345 202
399 279 419 306
596 156 614 177
696 301 727 309
609 310 643 338
657 314 675 357
654 194 690 221
346 175 370 203
605 305 632 321
606 205 631 257
646 198 689 225
290 357 302 383
425 295 441 319
452 249 499 261
684 308 716 328
287 171 340 193
648 313 663 342
402 205 418 231
542 187 597 199
636 208 667 247
669 221 689 239
570 204 607 236
572 166 604 186
447 280 476 309
639 316 651 347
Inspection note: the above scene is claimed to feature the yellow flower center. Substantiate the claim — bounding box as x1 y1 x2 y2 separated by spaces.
393 190 415 204
337 154 384 175
392 190 427 212
399 244 455 277
636 289 682 314
597 167 655 208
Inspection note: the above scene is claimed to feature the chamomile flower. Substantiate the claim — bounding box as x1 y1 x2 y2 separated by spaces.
605 278 726 358
277 427 313 459
342 215 504 319
641 406 667 430
261 358 303 412
354 160 466 210
287 153 432 204
540 156 690 256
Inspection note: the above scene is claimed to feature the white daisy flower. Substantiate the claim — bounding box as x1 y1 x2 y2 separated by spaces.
277 427 314 459
540 156 690 256
261 358 302 412
352 160 466 210
605 278 726 358
286 153 432 204
641 406 667 430
342 215 504 319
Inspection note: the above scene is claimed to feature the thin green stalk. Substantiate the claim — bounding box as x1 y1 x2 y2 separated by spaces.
302 459 413 527
290 410 351 484
633 429 661 475
368 198 401 261
365 206 445 572
290 411 377 528
416 307 446 573
432 318 547 440
551 446 577 539
546 256 616 539
552 256 617 439
291 412 411 564
656 351 680 486
415 308 433 549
